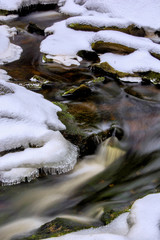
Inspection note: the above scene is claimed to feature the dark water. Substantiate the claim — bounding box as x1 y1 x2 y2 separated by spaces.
1 9 160 240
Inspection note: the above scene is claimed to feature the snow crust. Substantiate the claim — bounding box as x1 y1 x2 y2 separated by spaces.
43 193 160 240
0 80 78 185
0 25 22 64
0 0 58 11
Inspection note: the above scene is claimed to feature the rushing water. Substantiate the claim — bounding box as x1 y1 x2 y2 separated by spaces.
1 9 160 240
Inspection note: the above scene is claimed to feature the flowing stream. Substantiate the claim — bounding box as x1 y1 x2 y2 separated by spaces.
1 8 160 240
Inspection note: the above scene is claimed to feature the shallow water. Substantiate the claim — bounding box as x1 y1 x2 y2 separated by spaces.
1 8 160 240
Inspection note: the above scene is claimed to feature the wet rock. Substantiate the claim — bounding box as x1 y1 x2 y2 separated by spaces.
17 217 101 240
62 84 92 99
54 102 110 157
77 50 100 62
91 41 135 54
27 22 44 36
68 23 145 37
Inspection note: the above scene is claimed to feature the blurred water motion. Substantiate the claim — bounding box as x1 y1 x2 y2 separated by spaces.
1 8 160 240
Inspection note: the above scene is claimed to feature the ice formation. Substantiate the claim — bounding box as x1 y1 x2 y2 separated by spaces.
0 25 22 65
0 0 58 11
43 193 160 240
0 80 78 185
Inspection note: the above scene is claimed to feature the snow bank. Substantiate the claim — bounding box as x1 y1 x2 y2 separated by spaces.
0 80 78 185
0 25 22 64
0 0 58 11
43 193 160 240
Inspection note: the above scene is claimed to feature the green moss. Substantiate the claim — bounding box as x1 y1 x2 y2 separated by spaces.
62 84 91 98
53 102 81 136
101 207 130 225
0 9 11 16
92 77 105 83
140 71 160 84
68 23 145 37
91 41 135 54
42 54 53 63
21 217 96 240
95 62 136 78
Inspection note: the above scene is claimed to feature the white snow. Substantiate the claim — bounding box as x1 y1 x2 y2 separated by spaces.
43 193 160 240
0 69 11 81
0 80 78 185
66 16 133 29
0 0 58 11
41 1 160 70
0 25 22 65
41 20 94 66
99 50 160 74
60 0 160 30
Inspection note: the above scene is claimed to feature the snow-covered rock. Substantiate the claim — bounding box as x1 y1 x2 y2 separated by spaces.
0 25 22 64
0 80 78 185
42 193 160 240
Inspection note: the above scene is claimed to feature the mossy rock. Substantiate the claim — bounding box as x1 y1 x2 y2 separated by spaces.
101 207 130 225
68 23 145 37
92 41 135 54
140 71 160 85
42 54 53 63
62 84 92 99
14 217 100 240
94 62 136 79
0 9 11 16
151 52 160 61
54 102 110 157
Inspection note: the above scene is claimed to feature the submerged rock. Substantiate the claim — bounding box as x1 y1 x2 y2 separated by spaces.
27 22 44 36
62 84 92 99
19 217 101 240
